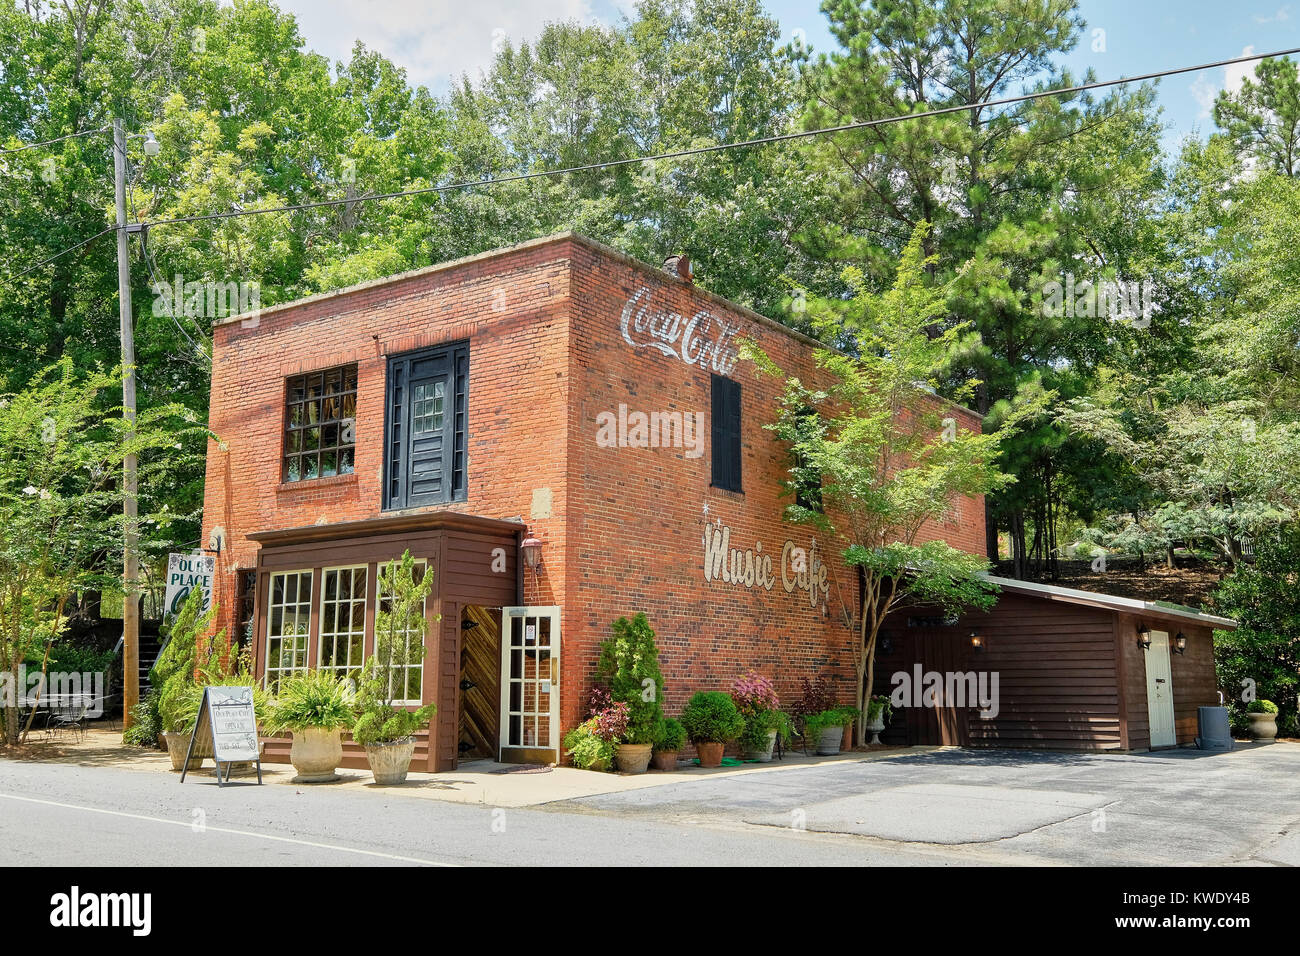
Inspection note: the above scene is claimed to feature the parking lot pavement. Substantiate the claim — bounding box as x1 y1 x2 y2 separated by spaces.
554 742 1300 866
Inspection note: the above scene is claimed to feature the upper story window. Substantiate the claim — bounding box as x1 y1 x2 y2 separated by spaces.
710 373 742 493
284 364 357 482
384 343 468 510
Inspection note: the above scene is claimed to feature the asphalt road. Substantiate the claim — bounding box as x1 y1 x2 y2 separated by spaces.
0 759 972 867
4 742 1298 867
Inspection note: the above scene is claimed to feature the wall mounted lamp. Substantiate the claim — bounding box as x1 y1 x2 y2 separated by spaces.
520 536 543 572
970 629 984 652
1173 632 1187 655
1137 624 1153 650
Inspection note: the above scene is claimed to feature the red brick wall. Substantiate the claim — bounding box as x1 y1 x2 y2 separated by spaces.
563 239 985 733
202 233 987 755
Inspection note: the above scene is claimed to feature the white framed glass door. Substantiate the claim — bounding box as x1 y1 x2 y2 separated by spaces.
499 607 561 758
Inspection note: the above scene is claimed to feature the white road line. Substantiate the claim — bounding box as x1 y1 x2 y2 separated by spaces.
0 792 457 867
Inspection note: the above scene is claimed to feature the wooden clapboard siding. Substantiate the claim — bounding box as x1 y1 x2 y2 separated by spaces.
261 729 431 770
1171 624 1219 744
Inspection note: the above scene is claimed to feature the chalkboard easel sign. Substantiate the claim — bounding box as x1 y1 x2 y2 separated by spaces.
179 686 263 786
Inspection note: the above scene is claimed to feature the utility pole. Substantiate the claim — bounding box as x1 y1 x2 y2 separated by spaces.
113 118 140 729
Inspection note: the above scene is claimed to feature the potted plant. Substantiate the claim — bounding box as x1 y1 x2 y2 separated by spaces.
351 552 437 785
597 612 665 774
158 682 205 771
150 588 216 770
265 670 354 782
803 707 861 755
564 699 627 771
652 716 686 771
864 694 893 746
731 670 790 762
1247 699 1279 741
679 691 744 767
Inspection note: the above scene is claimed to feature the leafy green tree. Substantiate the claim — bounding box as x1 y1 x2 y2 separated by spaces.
597 612 664 745
1214 55 1300 177
1210 527 1300 735
745 226 1048 743
0 359 197 745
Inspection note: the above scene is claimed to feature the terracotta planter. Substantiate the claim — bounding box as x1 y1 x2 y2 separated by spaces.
289 727 343 783
816 726 844 755
614 742 653 774
651 750 679 771
364 736 417 785
741 730 778 762
1248 712 1278 741
695 741 725 767
162 731 201 772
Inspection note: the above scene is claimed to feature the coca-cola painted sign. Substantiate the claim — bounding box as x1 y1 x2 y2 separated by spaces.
620 286 743 376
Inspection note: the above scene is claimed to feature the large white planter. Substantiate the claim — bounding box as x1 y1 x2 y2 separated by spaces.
162 731 201 772
364 737 417 785
866 712 886 746
816 726 844 755
289 727 343 783
1248 712 1278 742
741 730 778 762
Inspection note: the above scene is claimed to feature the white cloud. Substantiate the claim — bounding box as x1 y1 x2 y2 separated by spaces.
1253 6 1291 23
277 0 599 92
1189 45 1257 120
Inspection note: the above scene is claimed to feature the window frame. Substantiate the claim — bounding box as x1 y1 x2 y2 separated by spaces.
316 564 369 684
710 373 743 493
282 364 358 484
374 559 429 706
264 570 314 693
383 342 469 510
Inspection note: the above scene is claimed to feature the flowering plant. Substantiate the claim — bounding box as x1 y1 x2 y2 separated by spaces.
730 669 779 716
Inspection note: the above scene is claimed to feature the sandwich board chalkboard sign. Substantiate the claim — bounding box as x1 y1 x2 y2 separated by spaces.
179 685 263 786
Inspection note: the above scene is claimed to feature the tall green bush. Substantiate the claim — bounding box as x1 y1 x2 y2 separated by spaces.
597 612 664 745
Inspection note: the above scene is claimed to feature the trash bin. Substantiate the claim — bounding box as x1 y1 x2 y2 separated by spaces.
1196 706 1233 751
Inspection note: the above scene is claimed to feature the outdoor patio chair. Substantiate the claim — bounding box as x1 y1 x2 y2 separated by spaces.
48 699 90 742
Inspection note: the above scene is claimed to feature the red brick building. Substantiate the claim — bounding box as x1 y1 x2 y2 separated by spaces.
202 232 1229 771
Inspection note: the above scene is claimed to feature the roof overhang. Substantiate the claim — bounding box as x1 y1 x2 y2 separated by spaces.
980 573 1238 630
247 510 525 549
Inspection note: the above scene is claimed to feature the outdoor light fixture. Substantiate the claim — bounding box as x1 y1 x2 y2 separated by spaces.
520 536 543 571
1137 625 1153 650
970 629 984 652
142 130 160 156
1173 632 1187 655
880 635 894 656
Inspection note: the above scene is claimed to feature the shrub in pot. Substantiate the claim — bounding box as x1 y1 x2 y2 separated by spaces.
864 694 893 746
652 716 686 770
679 691 744 767
1247 699 1279 741
597 613 664 774
352 553 436 785
732 670 787 762
265 670 354 782
150 588 215 768
564 701 627 771
803 707 861 755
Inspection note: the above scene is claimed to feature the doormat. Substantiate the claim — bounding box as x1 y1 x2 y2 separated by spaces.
693 757 744 767
490 765 554 774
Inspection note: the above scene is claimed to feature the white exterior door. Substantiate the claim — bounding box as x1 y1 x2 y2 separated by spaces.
1146 629 1177 748
499 607 561 759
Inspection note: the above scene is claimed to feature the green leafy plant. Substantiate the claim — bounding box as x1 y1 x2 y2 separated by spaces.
596 612 665 745
802 706 861 745
122 688 162 747
865 694 893 723
679 691 744 744
739 708 791 752
351 552 436 747
265 669 354 733
653 716 686 753
564 718 615 770
1247 699 1279 714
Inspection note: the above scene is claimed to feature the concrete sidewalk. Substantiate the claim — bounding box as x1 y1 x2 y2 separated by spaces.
3 726 924 808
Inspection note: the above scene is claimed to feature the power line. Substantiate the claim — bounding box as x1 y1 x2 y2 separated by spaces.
4 44 1299 286
0 125 112 155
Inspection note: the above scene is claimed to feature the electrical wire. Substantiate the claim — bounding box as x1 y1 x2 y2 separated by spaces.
4 44 1299 286
0 125 112 155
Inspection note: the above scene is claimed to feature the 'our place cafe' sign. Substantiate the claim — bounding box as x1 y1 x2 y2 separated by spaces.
164 551 216 617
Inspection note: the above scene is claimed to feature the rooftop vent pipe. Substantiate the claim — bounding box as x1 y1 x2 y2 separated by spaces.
663 253 693 284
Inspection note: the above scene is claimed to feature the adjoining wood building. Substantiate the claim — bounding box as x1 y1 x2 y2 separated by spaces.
874 576 1236 751
201 233 1234 772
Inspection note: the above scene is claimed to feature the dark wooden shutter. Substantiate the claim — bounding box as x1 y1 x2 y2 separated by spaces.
711 374 742 492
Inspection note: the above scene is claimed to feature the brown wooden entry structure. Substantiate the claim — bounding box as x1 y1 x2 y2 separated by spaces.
247 511 521 771
872 577 1235 752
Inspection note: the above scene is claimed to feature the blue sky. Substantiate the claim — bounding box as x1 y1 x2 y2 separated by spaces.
279 0 1298 157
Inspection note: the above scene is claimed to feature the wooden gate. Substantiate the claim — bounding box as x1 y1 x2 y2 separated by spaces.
457 604 501 760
